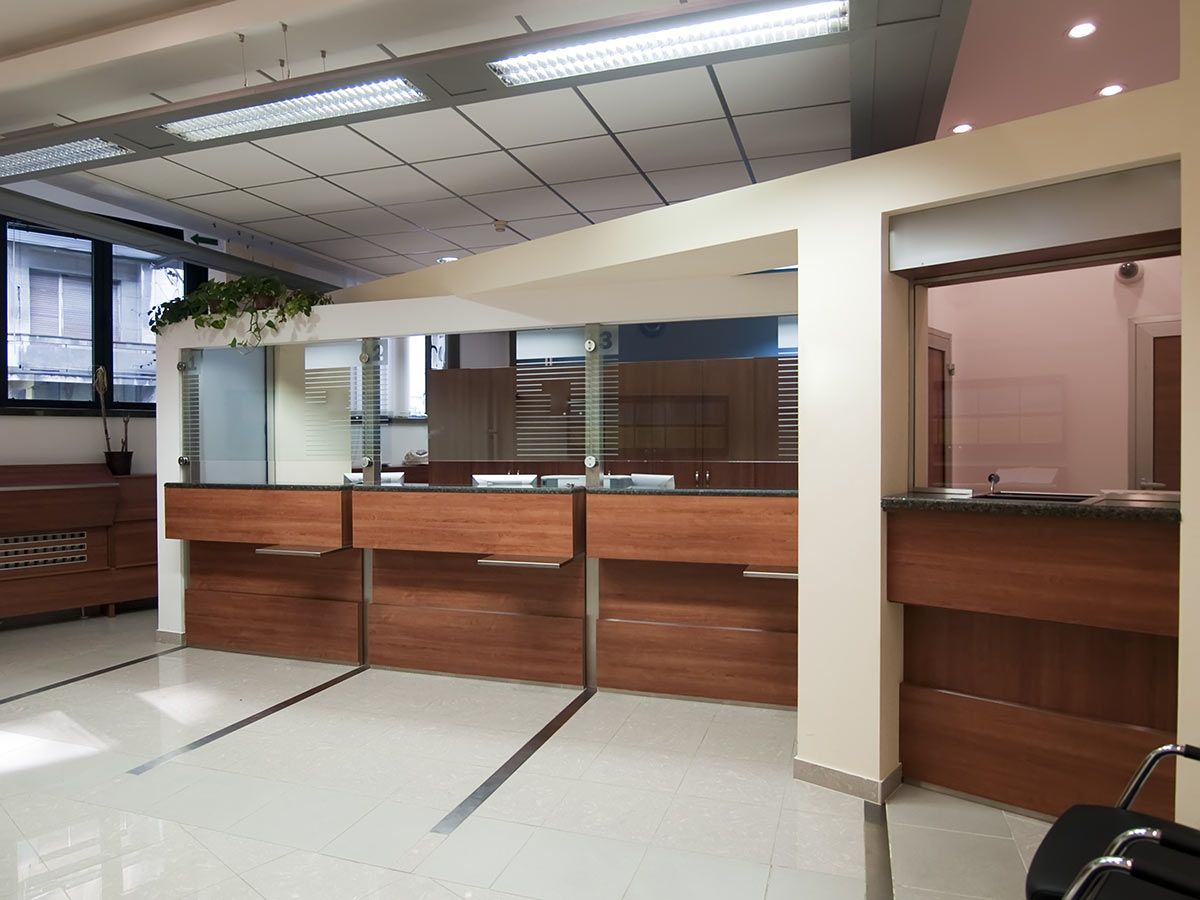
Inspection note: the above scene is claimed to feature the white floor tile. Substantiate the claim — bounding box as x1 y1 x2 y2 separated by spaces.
149 770 286 830
888 823 1025 900
59 826 234 900
580 744 691 792
678 756 793 809
385 754 491 810
185 825 291 874
765 866 865 899
243 850 404 900
624 846 770 900
180 876 266 899
1004 811 1051 871
227 784 379 851
773 807 866 877
542 780 673 843
784 780 866 820
492 828 646 900
416 818 533 887
521 737 604 779
653 795 779 864
323 801 446 868
887 785 1012 837
477 773 574 827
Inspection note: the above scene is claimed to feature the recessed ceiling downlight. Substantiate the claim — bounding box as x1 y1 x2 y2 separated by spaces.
951 123 973 134
0 137 131 179
1067 21 1097 39
159 77 429 142
1098 83 1125 97
436 256 459 264
487 0 849 86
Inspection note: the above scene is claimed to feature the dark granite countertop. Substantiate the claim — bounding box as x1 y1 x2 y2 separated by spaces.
164 482 346 491
353 484 581 494
882 493 1180 523
588 487 797 497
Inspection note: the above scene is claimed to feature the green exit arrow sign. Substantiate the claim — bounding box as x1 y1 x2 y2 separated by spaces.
189 233 218 246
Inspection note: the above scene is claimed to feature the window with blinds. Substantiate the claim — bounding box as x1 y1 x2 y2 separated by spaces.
29 270 92 339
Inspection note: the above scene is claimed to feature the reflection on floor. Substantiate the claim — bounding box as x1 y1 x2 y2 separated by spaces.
1 611 1053 900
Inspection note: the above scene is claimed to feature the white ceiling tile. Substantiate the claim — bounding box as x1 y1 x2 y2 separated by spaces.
512 214 591 239
468 186 573 221
351 108 496 162
735 104 851 159
620 120 741 171
327 166 450 205
170 144 309 188
714 44 851 116
385 198 492 230
254 126 398 175
588 204 665 222
649 161 751 202
312 207 418 236
435 223 526 249
579 67 724 132
460 89 603 147
553 174 660 211
90 158 228 198
356 256 423 276
751 149 851 181
247 179 370 215
511 136 634 184
245 216 346 243
178 191 294 224
414 152 538 195
367 232 460 254
303 237 396 260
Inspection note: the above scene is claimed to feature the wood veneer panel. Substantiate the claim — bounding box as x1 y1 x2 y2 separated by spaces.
370 605 582 684
600 559 795 632
588 493 797 567
0 464 113 488
109 564 157 602
754 463 798 490
164 487 348 546
0 569 112 616
186 589 359 663
0 485 119 536
0 529 109 584
189 541 362 602
598 619 796 705
900 684 1174 819
113 521 156 569
353 490 578 557
374 551 583 618
886 510 1179 635
904 606 1177 731
115 475 156 522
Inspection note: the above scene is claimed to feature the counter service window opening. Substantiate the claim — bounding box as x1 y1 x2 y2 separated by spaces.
914 256 1181 497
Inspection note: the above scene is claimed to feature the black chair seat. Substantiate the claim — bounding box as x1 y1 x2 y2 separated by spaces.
1028 806 1200 900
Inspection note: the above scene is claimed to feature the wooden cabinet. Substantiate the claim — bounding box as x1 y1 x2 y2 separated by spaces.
427 367 516 461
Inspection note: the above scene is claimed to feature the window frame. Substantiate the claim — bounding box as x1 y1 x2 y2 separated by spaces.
1 216 206 416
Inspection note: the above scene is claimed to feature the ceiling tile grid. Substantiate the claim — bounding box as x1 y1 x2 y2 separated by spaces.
82 42 855 275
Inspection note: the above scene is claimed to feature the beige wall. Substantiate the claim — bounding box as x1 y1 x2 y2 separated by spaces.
0 415 155 472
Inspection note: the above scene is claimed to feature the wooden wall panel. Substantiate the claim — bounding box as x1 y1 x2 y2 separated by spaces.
0 464 113 487
598 619 796 705
186 589 359 663
115 475 156 522
588 493 797 566
353 490 578 557
904 606 1177 731
165 487 348 546
113 521 157 569
900 685 1174 819
0 561 156 616
371 605 582 684
109 564 157 602
600 559 795 632
886 510 1179 635
189 542 362 602
374 551 583 618
0 486 118 535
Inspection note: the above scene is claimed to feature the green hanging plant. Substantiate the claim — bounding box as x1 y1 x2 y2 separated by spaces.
148 274 331 348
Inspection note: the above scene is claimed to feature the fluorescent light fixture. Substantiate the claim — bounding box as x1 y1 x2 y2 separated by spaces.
1098 83 1125 97
1067 21 1097 39
0 137 130 179
487 1 849 86
435 256 459 264
951 122 973 134
159 76 428 142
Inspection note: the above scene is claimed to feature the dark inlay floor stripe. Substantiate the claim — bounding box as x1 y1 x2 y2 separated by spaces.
864 800 896 900
128 665 368 775
431 688 595 835
0 645 185 706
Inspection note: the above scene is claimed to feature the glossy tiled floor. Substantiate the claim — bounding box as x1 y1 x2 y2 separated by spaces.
1 612 1049 899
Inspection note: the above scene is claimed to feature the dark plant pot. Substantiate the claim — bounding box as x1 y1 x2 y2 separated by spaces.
104 451 133 476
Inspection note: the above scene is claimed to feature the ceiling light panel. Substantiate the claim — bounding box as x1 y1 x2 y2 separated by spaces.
0 138 130 179
487 1 849 86
160 77 429 142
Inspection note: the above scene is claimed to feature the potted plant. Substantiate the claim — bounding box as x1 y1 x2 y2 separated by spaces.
93 366 133 475
148 274 331 348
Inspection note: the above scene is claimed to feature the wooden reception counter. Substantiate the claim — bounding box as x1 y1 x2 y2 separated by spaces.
588 488 798 706
884 494 1181 819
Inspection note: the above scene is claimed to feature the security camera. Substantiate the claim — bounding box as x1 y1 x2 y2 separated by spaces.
1116 261 1143 284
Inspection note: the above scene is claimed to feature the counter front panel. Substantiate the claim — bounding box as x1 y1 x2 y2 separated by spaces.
165 486 350 548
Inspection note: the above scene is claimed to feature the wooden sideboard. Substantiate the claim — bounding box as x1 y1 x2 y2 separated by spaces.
0 464 157 620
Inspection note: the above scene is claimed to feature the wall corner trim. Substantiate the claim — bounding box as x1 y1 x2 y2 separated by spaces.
793 757 903 805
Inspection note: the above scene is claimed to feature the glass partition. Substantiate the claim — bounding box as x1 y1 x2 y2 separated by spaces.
184 315 798 490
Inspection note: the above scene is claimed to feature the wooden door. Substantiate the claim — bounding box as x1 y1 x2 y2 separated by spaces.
1153 334 1181 490
427 367 515 461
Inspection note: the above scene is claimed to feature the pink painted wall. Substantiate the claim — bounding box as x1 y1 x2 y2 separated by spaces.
927 257 1180 493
